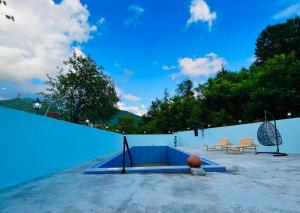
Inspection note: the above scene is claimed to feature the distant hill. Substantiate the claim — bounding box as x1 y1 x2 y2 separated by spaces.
0 97 42 114
0 98 141 124
108 110 141 125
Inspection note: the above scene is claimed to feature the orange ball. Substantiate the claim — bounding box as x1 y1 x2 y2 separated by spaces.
187 156 201 168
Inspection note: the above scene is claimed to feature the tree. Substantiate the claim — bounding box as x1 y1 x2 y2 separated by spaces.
0 0 15 21
44 53 119 124
176 79 194 97
157 90 173 133
250 53 300 118
116 115 138 134
141 17 300 132
140 83 201 133
255 17 300 63
142 98 161 124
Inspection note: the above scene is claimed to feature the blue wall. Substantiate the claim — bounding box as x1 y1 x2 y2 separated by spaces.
126 134 173 147
1 106 300 189
0 107 173 189
0 107 123 189
176 118 300 154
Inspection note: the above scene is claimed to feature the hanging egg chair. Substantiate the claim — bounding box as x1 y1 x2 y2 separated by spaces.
256 111 287 156
257 120 282 146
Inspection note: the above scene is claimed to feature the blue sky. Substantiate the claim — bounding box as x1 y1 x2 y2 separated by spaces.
0 0 300 115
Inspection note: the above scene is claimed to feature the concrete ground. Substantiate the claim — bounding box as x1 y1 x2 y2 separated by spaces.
1 148 300 213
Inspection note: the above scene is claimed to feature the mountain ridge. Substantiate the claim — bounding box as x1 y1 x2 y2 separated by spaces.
0 98 140 124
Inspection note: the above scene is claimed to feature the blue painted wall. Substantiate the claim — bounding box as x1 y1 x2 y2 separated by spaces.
126 134 173 147
0 107 173 189
176 118 300 154
1 106 300 189
0 107 123 189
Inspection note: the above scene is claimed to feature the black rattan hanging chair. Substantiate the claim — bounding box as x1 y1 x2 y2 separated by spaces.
256 111 287 156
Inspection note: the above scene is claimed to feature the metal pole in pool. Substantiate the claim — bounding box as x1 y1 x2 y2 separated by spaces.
273 116 280 154
124 136 133 167
122 136 126 174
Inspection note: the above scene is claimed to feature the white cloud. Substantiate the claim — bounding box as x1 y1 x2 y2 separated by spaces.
98 17 106 25
122 94 141 102
162 65 176 71
97 17 107 35
115 87 122 97
0 0 96 93
187 0 217 30
124 4 144 26
116 87 142 102
170 73 181 80
115 88 144 114
128 4 144 16
273 2 300 19
172 53 226 79
117 102 146 116
72 47 86 58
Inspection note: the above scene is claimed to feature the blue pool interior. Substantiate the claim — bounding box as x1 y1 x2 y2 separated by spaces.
85 146 226 174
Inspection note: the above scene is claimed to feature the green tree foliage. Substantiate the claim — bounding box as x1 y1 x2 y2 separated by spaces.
141 17 300 133
142 54 300 133
115 114 139 134
250 53 300 118
255 17 300 63
176 79 194 97
44 53 119 124
141 80 200 133
199 68 253 125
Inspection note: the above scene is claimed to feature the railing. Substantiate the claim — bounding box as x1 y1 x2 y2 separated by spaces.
122 136 133 174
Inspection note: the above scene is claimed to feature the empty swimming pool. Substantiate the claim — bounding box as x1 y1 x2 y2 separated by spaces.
85 146 226 174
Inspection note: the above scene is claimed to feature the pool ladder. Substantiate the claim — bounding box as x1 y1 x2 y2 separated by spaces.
122 136 133 174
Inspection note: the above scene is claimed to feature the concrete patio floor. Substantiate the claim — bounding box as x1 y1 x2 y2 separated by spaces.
1 147 300 213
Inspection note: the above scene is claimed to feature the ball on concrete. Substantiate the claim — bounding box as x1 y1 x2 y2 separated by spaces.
187 156 201 168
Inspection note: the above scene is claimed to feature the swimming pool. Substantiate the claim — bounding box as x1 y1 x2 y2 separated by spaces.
84 146 226 174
